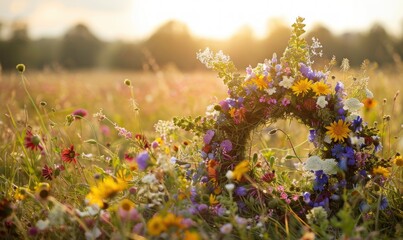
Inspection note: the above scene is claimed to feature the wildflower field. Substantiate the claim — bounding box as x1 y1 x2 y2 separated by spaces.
0 18 402 239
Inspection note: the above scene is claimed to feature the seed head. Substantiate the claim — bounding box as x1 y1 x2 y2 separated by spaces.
124 79 131 86
16 64 25 73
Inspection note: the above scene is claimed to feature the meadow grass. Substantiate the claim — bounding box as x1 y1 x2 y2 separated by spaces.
0 62 402 239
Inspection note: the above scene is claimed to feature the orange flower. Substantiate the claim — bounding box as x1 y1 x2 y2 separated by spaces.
363 98 377 110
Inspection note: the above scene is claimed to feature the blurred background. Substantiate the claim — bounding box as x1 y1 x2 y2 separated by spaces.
0 0 403 71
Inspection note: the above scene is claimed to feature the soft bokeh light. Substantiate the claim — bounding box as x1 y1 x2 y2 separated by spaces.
0 0 402 40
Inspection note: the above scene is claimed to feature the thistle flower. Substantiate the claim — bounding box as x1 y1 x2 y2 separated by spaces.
72 108 88 119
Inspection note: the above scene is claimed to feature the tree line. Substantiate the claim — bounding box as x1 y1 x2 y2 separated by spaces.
1 20 402 71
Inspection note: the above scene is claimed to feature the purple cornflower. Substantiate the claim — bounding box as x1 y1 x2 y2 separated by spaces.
335 81 344 93
235 186 248 196
204 130 215 144
220 140 233 153
219 100 230 112
136 151 149 170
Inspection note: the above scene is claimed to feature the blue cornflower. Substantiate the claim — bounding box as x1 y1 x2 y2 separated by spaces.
303 192 311 204
314 170 328 192
308 129 316 143
331 144 345 158
379 196 388 210
352 116 363 132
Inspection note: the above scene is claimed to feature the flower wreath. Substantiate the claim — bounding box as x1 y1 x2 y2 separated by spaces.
176 17 387 216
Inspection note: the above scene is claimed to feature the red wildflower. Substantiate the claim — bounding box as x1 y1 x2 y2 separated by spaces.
61 145 78 164
135 134 150 149
42 165 53 180
24 130 43 151
72 109 88 119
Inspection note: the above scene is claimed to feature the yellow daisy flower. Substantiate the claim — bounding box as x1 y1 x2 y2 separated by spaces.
147 215 167 236
232 160 250 181
209 194 219 206
325 119 351 142
312 81 332 96
85 176 128 208
393 155 403 166
291 78 313 96
35 182 51 201
183 231 201 240
373 166 390 178
253 75 271 90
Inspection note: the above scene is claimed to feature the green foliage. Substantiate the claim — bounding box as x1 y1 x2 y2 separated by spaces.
281 17 308 73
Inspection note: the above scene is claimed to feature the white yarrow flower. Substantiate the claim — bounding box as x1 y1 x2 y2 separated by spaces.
279 76 295 89
265 87 277 95
36 219 50 230
365 88 374 98
226 170 234 180
304 156 338 175
225 183 235 192
343 98 364 112
316 96 328 108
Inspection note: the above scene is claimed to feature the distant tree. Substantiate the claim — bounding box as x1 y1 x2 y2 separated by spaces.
363 24 395 65
144 20 199 70
0 21 30 69
260 20 291 60
227 25 260 68
59 23 102 69
108 42 144 69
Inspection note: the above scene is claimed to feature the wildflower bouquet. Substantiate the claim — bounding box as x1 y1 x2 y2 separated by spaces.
1 17 401 240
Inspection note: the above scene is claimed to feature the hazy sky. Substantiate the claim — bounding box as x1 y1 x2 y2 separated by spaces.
0 0 402 40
